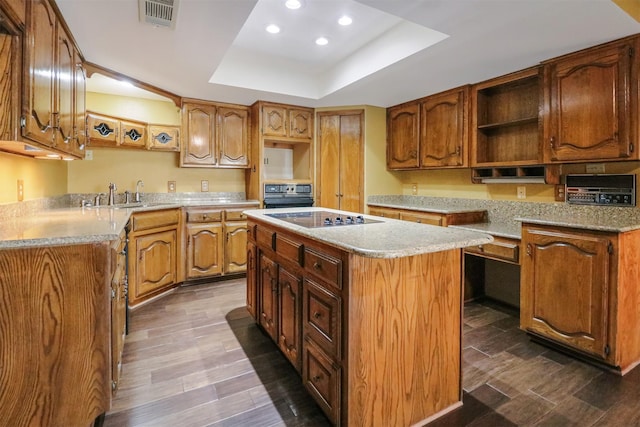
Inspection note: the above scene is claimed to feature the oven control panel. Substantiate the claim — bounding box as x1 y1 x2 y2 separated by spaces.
565 174 636 207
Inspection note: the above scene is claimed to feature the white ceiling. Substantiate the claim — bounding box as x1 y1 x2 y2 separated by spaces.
55 0 640 108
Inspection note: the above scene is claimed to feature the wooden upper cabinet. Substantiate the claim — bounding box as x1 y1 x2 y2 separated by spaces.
0 0 26 25
261 103 313 140
86 112 120 147
387 102 420 169
0 16 20 143
147 124 180 151
420 86 469 168
182 100 250 168
181 102 216 166
55 26 74 149
23 0 56 147
217 106 250 167
543 37 638 163
521 225 612 360
73 54 87 156
120 118 147 148
289 108 313 139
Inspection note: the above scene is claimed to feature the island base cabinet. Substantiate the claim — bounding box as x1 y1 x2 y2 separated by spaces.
0 244 111 426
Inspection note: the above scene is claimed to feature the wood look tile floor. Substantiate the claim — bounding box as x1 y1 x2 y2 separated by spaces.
104 279 640 427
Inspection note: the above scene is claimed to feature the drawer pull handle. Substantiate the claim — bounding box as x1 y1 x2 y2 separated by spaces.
313 262 322 270
478 245 484 252
312 374 322 382
313 311 322 319
526 243 532 256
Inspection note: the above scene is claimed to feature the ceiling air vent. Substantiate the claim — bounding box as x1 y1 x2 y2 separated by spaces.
138 0 179 29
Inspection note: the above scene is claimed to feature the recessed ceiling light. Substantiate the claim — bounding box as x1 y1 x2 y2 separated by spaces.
315 37 328 46
285 0 301 9
266 24 280 34
338 15 352 26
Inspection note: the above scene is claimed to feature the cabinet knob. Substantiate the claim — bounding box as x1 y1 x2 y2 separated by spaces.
313 262 322 270
549 136 555 148
526 243 532 256
312 374 322 383
313 311 322 319
478 245 484 252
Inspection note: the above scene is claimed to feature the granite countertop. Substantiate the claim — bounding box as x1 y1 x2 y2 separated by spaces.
515 213 640 233
244 207 493 259
0 199 260 249
368 200 487 214
449 221 522 240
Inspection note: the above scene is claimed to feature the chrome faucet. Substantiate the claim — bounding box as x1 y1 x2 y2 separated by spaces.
108 183 117 206
94 193 105 206
135 180 144 203
123 190 131 204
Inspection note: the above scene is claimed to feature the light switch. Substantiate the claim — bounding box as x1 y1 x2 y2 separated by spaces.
201 180 209 192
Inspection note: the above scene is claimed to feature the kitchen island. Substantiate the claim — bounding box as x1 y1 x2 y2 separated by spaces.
244 207 492 426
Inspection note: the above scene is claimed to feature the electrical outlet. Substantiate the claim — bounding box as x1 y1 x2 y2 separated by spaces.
554 184 566 202
201 180 209 192
84 150 93 160
168 181 176 193
17 179 24 201
411 183 418 195
517 186 526 199
586 163 605 174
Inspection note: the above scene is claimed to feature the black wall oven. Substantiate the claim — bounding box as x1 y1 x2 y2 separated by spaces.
263 183 314 208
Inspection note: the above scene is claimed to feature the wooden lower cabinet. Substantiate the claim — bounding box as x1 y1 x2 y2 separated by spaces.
368 205 486 226
246 241 257 319
0 243 111 426
521 224 640 374
111 230 127 395
224 221 248 273
127 209 180 307
186 222 224 278
247 218 464 425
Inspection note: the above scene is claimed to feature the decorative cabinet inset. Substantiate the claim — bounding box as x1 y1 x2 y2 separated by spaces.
542 37 639 163
148 124 180 151
387 86 468 170
259 253 279 341
278 267 302 371
521 223 640 374
181 99 250 168
87 111 146 148
261 103 313 140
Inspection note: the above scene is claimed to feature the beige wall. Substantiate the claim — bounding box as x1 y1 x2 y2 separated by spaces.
0 152 67 204
67 92 245 195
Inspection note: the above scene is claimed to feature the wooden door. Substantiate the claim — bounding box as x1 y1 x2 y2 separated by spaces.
318 111 363 211
421 87 468 168
544 41 635 162
120 119 147 148
182 103 216 166
246 242 257 320
186 223 223 278
148 125 180 151
132 230 177 300
278 267 302 372
387 102 420 169
23 0 56 147
521 225 611 358
289 108 313 139
259 254 278 341
72 51 86 157
224 222 248 273
55 27 74 151
217 106 249 167
86 112 120 147
262 104 287 137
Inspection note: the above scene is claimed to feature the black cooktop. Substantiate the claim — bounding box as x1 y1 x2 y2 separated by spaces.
265 211 382 228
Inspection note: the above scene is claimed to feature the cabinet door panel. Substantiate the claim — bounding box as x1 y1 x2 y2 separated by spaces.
120 119 147 148
182 104 216 165
55 29 74 150
339 113 363 212
23 0 56 146
262 105 287 137
87 113 120 147
217 107 249 167
134 230 177 298
259 254 278 341
421 88 467 167
387 103 420 169
148 125 180 151
318 114 340 209
289 108 312 139
224 222 248 273
546 42 633 162
278 267 302 371
521 227 610 358
246 242 257 320
186 223 223 278
72 54 86 157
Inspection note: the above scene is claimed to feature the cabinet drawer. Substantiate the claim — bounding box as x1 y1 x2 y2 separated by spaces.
276 234 304 266
131 209 180 232
303 338 341 425
225 209 247 221
256 225 276 250
186 208 222 223
303 278 341 359
304 247 342 288
369 207 400 219
466 237 520 264
400 211 443 226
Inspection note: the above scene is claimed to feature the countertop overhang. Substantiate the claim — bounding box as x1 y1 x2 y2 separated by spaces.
244 207 493 259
